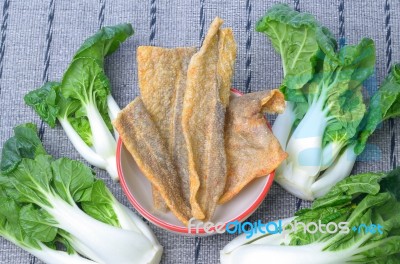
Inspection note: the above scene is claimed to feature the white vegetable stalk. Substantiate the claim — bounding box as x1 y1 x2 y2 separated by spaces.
320 141 345 171
58 99 119 181
107 94 121 123
1 235 97 264
45 194 162 264
275 94 332 200
107 94 121 139
221 217 372 264
272 101 296 149
111 202 142 233
26 245 97 264
121 205 162 249
64 237 103 264
311 144 357 198
285 94 330 177
58 118 105 168
275 163 317 200
221 217 295 254
85 102 118 180
221 242 354 264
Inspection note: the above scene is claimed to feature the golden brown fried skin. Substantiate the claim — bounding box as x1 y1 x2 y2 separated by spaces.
152 185 168 212
137 46 197 211
219 90 288 204
114 98 192 225
182 17 237 220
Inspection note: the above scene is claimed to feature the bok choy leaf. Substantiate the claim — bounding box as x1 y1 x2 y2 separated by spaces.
256 4 400 200
0 123 162 264
24 23 134 181
221 168 400 264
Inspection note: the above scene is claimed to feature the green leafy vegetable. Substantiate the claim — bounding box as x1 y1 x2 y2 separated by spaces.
0 124 162 264
255 4 323 90
257 4 400 200
221 168 400 264
356 63 400 153
0 123 46 174
24 24 134 181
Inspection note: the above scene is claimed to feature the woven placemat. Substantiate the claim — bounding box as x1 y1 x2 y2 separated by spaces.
0 0 399 263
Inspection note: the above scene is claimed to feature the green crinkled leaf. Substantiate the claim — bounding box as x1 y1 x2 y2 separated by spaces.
74 23 134 62
355 238 400 263
340 38 376 89
324 192 396 254
61 58 110 104
316 26 337 60
68 115 93 145
0 187 6 229
60 58 113 145
372 197 400 234
19 204 58 243
0 187 21 234
80 180 119 227
0 186 41 249
356 63 400 154
280 84 307 103
256 4 324 90
24 82 61 128
379 167 400 201
341 193 392 238
0 123 47 174
318 38 375 147
323 87 366 146
51 158 95 204
319 37 374 105
312 172 384 210
325 208 374 251
290 206 351 246
8 155 54 207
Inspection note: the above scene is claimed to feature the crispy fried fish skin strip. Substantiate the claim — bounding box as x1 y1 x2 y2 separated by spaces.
217 29 236 107
114 98 191 225
137 46 197 210
152 187 168 212
219 90 288 204
182 17 237 220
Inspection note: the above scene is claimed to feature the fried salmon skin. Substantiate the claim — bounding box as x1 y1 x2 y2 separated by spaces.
114 98 192 225
137 47 197 211
219 90 287 204
182 17 237 220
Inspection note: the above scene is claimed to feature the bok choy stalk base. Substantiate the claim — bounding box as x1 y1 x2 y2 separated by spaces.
256 4 400 200
24 23 134 181
0 124 162 264
221 168 400 264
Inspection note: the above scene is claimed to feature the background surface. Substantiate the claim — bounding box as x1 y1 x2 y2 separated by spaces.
0 0 399 263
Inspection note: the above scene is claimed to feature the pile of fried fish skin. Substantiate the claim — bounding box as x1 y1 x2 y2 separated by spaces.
115 17 287 225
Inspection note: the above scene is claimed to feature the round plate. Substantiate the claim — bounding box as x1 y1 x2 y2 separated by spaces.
117 89 275 235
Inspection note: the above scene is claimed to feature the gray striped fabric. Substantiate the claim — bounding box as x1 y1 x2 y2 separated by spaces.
0 0 399 263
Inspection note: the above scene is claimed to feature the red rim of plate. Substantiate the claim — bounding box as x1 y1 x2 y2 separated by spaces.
117 88 275 234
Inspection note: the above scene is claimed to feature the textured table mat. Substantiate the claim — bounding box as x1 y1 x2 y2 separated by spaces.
0 0 399 263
